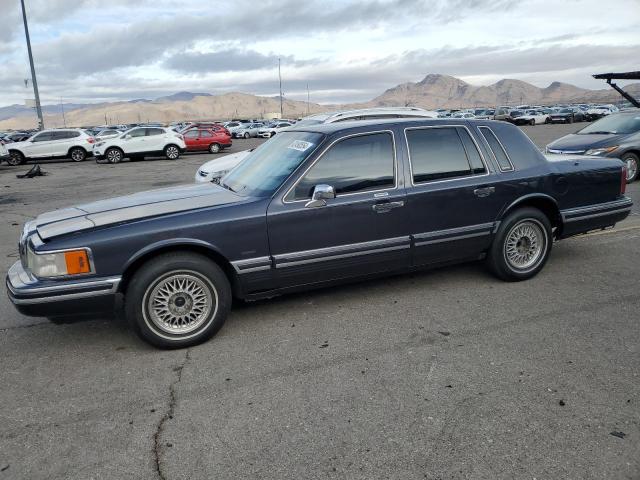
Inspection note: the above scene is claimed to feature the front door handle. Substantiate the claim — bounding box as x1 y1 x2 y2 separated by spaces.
373 200 405 213
473 186 495 198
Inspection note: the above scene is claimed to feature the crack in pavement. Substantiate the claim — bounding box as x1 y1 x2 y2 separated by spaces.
152 349 191 480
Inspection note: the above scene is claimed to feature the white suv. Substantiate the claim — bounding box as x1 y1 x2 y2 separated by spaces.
5 129 95 166
93 127 186 164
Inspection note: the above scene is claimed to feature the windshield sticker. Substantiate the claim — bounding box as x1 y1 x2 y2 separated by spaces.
287 140 314 152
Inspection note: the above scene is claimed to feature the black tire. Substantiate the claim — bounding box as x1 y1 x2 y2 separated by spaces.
529 119 536 126
487 207 552 282
124 252 232 348
622 152 639 183
69 147 87 162
105 147 123 164
545 117 551 124
7 150 25 166
164 144 180 160
270 131 276 137
209 143 221 154
244 132 250 139
567 116 573 124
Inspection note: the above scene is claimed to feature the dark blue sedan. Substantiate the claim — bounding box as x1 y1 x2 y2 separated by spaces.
7 119 632 347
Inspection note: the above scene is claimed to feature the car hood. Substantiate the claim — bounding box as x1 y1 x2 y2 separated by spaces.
33 182 242 240
199 150 251 174
547 132 630 152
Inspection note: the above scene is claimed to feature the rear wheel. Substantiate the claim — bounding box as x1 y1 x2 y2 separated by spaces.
244 132 250 139
124 252 232 348
487 207 552 281
165 144 180 160
69 147 87 162
529 119 536 126
7 151 25 166
622 152 639 183
105 147 123 164
545 117 551 124
209 143 221 154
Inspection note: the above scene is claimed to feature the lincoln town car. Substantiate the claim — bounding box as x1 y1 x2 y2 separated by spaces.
6 119 632 348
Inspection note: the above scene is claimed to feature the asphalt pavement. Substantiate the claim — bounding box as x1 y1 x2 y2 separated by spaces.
1 124 639 479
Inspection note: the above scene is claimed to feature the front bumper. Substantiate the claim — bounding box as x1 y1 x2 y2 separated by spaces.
6 261 120 317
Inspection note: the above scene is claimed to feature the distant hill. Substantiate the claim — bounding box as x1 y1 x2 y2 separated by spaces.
1 75 638 129
369 74 640 108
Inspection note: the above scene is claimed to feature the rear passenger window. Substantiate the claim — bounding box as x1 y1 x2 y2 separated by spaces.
146 128 164 136
292 132 395 200
406 127 485 183
478 126 513 171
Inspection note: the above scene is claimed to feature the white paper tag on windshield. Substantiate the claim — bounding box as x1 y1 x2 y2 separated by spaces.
288 140 314 152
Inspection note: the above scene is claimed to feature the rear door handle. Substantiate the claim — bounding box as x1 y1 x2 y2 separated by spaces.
473 186 495 198
373 200 405 213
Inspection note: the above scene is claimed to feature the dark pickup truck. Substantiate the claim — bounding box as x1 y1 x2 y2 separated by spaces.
6 119 632 348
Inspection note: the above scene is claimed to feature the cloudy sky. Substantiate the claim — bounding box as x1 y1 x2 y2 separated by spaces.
0 0 638 107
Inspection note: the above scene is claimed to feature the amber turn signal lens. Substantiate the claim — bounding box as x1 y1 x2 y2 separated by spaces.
64 250 91 275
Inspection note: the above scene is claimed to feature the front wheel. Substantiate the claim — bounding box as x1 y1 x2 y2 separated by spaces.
165 144 180 160
529 119 536 126
125 252 232 348
487 207 552 281
623 152 639 183
105 147 123 164
209 143 221 154
244 132 250 139
69 147 87 162
270 131 276 137
7 151 25 166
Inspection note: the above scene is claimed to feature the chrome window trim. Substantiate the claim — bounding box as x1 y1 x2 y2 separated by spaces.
282 129 398 204
403 125 491 187
477 126 515 172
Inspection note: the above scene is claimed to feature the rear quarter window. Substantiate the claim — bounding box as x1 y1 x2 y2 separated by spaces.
479 122 544 170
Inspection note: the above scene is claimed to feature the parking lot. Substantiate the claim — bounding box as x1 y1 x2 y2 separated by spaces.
1 123 639 479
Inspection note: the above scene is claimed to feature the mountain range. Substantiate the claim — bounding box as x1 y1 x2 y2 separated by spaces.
1 74 637 130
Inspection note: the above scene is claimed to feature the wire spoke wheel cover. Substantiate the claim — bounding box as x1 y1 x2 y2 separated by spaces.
503 219 547 272
144 271 217 335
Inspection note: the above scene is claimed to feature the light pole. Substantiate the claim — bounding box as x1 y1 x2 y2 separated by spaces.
20 0 44 130
278 58 283 118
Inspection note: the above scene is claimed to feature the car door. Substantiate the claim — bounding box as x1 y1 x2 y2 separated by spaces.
49 131 74 156
266 130 410 288
145 128 166 152
21 132 52 157
122 128 147 153
183 130 200 150
403 124 505 266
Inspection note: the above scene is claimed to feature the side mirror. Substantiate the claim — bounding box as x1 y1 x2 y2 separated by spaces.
305 184 335 208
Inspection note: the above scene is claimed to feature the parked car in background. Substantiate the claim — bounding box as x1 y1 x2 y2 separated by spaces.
7 119 632 348
234 123 264 138
258 122 293 138
93 127 186 164
95 129 122 141
550 107 586 124
586 105 617 121
514 110 551 125
295 107 438 127
223 122 247 136
183 128 232 153
474 109 495 120
452 112 476 119
546 110 640 182
3 131 32 143
5 129 95 166
493 107 513 122
0 142 9 163
195 149 253 183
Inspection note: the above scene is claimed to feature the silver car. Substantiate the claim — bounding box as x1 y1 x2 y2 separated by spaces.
234 123 265 139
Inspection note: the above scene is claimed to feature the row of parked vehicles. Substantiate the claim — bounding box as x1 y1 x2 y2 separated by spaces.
1 106 638 184
438 104 621 125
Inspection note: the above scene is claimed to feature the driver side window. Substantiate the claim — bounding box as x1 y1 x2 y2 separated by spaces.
128 128 146 138
290 132 395 201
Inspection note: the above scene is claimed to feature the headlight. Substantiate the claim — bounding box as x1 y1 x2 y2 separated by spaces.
26 245 93 278
584 146 619 156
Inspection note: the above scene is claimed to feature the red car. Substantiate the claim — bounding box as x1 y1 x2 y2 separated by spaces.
183 129 232 154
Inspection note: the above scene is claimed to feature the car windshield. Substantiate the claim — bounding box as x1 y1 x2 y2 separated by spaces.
578 113 640 135
221 131 324 197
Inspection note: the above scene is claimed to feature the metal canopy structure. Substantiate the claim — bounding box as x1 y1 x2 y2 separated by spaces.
592 71 640 108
